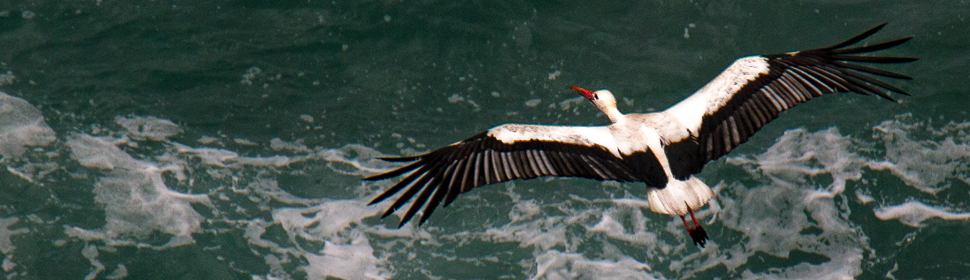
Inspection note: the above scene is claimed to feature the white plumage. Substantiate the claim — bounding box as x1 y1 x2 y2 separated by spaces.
365 24 915 248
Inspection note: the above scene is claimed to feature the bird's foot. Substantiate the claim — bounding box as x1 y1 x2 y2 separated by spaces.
687 225 708 248
680 203 708 248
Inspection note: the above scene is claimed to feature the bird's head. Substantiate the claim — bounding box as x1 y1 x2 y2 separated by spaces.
569 86 622 122
570 86 617 109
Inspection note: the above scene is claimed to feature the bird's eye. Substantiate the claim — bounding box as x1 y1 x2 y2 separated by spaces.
593 94 599 100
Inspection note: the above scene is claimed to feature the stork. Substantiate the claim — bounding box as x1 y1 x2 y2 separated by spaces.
363 24 915 247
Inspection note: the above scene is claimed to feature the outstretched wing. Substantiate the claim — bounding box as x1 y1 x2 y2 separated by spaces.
364 124 666 227
663 23 916 179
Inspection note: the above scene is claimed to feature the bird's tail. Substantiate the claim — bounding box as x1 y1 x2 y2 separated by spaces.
646 176 714 216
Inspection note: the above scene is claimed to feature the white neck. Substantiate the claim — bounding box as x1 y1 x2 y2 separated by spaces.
601 106 624 123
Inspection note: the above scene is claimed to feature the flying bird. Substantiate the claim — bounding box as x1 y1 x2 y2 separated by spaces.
364 24 916 248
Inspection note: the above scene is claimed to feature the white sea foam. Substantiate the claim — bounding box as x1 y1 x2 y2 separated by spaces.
855 190 875 205
0 92 55 159
874 201 970 227
0 217 27 273
870 114 970 194
702 114 970 279
727 127 865 199
105 264 127 279
270 138 310 153
54 116 398 278
281 114 970 279
0 72 15 86
588 207 659 246
303 237 388 280
115 116 182 141
65 133 211 248
273 200 380 244
0 92 53 274
687 128 869 279
534 250 654 280
6 83 968 280
82 244 105 280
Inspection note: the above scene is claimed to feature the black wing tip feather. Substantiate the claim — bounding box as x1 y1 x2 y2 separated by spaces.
377 155 421 162
699 24 916 164
791 23 914 61
369 192 393 206
362 172 393 181
367 131 648 229
830 37 914 56
802 24 916 96
365 133 491 228
362 154 425 181
818 23 886 51
362 160 423 181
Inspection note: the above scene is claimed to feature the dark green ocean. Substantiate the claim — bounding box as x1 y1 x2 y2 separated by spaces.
1 1 968 279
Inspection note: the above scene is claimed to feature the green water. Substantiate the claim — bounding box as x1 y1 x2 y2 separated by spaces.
0 1 968 279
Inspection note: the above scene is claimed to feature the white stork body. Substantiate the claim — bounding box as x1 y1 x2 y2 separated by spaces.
364 24 916 247
489 111 715 217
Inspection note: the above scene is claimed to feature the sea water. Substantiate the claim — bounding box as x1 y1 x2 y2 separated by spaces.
0 1 968 279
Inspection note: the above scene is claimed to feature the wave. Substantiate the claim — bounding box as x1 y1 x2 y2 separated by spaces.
1 91 968 279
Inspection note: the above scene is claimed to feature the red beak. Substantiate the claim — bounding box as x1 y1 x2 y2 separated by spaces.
569 86 595 100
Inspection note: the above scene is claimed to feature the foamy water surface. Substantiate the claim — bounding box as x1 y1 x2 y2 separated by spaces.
2 89 969 279
0 1 968 279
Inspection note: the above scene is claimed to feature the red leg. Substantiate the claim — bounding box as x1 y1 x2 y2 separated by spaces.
683 203 709 248
687 204 700 227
